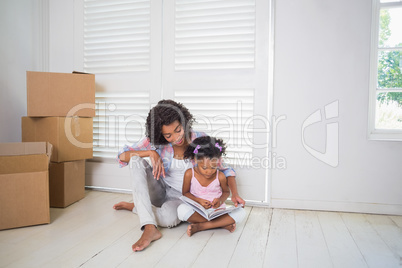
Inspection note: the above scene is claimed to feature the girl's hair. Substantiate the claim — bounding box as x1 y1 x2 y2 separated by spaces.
184 136 226 160
145 99 194 145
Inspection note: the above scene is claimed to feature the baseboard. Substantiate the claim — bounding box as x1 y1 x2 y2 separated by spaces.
271 198 402 216
85 186 132 195
84 187 402 216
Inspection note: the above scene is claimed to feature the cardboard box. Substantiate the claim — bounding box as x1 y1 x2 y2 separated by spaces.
27 71 95 117
49 160 85 208
22 117 93 163
0 142 52 230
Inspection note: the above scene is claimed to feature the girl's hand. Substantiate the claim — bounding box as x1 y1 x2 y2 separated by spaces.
199 199 212 209
231 194 245 207
149 151 165 180
212 198 222 208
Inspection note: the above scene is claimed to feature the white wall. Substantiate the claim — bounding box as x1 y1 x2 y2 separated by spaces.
272 0 402 214
0 0 35 142
1 0 400 214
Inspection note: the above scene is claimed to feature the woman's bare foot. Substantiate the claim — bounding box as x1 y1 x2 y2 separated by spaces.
132 225 162 252
222 223 236 233
113 201 134 211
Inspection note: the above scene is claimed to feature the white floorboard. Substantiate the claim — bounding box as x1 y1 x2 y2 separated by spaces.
294 210 333 268
263 209 298 268
0 190 401 268
341 212 401 268
318 211 367 268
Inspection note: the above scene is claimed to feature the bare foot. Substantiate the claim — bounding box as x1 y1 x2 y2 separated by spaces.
132 225 162 252
187 223 201 237
113 201 134 211
222 223 236 233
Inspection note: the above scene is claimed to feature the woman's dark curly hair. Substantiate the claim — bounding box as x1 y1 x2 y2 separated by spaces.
184 136 226 160
145 99 194 145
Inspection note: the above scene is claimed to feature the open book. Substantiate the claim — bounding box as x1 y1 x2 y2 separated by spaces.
180 196 243 221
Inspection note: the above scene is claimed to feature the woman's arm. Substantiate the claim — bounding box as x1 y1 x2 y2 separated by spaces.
120 150 165 179
119 150 154 162
227 176 245 207
117 137 152 165
212 172 230 208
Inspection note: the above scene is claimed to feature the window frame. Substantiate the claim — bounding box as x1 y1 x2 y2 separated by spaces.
368 0 402 141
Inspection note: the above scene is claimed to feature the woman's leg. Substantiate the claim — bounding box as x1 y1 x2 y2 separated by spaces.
128 156 167 228
153 187 187 228
122 156 167 251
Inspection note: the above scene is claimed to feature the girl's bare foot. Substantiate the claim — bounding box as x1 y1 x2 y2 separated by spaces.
113 201 134 211
132 225 162 252
187 223 201 237
222 223 236 233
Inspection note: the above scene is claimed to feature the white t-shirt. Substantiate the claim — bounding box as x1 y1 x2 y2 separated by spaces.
163 158 193 192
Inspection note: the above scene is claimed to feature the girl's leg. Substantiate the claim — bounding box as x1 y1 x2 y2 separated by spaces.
187 214 235 237
177 203 208 223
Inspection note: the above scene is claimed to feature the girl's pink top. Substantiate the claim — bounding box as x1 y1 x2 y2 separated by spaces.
190 168 225 208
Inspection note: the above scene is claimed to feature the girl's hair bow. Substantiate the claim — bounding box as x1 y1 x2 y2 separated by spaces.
215 143 222 151
193 145 201 154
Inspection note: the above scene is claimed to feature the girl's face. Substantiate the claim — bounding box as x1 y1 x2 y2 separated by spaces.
161 120 185 146
196 157 219 178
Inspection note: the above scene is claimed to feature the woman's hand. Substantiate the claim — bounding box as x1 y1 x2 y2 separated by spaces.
231 194 245 207
149 151 165 180
212 198 222 209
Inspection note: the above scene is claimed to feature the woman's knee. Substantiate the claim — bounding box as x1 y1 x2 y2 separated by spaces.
156 201 182 228
129 155 150 170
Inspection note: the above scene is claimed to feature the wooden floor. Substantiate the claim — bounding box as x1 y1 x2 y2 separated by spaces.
0 191 401 268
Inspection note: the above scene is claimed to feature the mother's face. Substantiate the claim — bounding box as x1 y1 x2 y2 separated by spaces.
161 120 186 146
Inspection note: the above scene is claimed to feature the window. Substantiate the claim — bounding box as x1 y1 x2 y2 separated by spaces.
369 0 402 140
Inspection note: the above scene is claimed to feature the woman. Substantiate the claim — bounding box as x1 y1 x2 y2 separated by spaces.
114 99 245 252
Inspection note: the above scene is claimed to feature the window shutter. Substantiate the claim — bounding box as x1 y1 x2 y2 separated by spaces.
94 92 150 159
174 88 254 164
83 0 151 74
174 0 256 71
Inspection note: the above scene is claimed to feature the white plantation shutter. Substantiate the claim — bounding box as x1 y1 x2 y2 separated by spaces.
163 0 272 202
93 92 150 159
83 0 151 74
174 88 254 164
174 0 256 70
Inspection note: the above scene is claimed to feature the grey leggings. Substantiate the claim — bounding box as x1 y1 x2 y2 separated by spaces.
129 156 182 229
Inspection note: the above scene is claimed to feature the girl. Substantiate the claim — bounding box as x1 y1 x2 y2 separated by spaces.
177 136 246 236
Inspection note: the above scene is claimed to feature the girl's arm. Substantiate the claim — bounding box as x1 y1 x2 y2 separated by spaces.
182 169 212 209
212 171 230 208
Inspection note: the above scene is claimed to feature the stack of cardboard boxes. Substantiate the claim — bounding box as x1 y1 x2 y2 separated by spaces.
0 71 95 230
22 71 95 208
